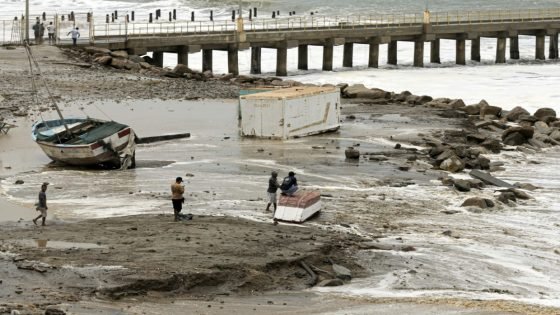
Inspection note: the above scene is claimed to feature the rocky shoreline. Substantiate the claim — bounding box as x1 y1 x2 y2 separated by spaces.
1 45 560 314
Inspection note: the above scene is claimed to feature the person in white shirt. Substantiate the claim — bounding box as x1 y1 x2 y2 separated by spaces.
67 27 80 46
47 22 55 45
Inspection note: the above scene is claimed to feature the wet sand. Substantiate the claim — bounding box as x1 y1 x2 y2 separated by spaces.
1 45 560 314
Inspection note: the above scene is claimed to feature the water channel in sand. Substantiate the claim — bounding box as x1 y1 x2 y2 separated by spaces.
1 98 559 309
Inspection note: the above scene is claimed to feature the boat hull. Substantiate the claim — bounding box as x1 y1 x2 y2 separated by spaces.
274 190 322 223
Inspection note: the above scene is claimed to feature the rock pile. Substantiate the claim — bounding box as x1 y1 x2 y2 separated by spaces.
77 47 301 88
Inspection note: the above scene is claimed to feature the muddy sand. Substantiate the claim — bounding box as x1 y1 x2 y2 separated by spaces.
1 45 560 315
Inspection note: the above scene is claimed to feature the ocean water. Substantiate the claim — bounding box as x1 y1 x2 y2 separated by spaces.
2 0 560 309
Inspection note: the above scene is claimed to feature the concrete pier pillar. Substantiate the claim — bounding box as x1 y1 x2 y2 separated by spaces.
276 46 288 76
177 46 188 66
202 49 213 72
388 41 397 65
430 39 440 63
323 42 334 71
153 51 164 67
343 43 353 67
471 37 481 62
510 36 520 59
413 41 424 67
456 38 466 65
496 37 507 64
250 47 261 74
228 46 239 75
368 40 379 68
549 33 559 59
298 44 308 70
536 33 546 60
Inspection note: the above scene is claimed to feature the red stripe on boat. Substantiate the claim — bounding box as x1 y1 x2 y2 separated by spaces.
90 142 103 150
118 128 131 138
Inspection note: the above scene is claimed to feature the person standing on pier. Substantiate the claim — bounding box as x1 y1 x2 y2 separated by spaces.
67 27 80 47
33 182 49 226
32 21 41 44
47 22 56 45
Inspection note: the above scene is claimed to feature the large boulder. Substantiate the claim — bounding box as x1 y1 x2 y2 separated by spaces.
139 62 151 69
110 58 127 69
498 192 517 204
393 90 412 102
503 132 528 146
128 54 144 63
345 147 360 159
480 138 502 153
509 188 532 200
550 129 560 141
534 121 552 135
124 61 140 71
454 179 471 192
461 104 481 115
356 88 390 99
94 55 112 65
534 108 557 121
332 263 352 281
502 126 534 141
461 197 495 208
110 50 129 59
448 99 465 109
439 156 465 173
505 106 530 122
84 46 111 55
343 84 368 98
172 63 191 75
480 103 502 119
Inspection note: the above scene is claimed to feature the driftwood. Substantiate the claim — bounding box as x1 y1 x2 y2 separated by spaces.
136 133 191 144
299 261 318 286
309 263 335 278
470 170 513 188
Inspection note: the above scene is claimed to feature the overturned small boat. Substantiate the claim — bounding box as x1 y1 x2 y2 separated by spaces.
274 190 321 223
32 118 136 169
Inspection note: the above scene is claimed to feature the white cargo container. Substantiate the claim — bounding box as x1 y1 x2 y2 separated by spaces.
239 86 340 139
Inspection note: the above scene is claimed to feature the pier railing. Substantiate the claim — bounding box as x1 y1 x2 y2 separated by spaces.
2 8 560 45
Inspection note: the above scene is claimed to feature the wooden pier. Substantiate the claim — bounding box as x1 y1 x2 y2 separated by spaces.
3 8 560 76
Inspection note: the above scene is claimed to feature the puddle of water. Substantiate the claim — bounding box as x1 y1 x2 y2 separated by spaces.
12 239 107 249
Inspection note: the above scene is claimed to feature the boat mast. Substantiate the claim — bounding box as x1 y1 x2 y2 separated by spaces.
25 0 29 42
24 42 72 136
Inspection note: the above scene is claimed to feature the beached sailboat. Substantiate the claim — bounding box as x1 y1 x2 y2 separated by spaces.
25 44 136 169
31 118 136 168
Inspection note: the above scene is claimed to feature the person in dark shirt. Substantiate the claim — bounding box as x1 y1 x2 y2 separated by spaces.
33 182 49 226
266 171 279 212
280 171 298 196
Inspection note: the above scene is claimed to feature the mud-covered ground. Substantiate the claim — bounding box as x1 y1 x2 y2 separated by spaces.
0 45 239 121
1 45 559 315
0 214 365 312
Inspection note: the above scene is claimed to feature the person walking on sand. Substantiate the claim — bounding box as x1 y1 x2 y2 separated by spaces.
280 171 298 196
47 22 56 45
67 27 80 47
33 182 49 226
266 171 279 213
171 177 185 222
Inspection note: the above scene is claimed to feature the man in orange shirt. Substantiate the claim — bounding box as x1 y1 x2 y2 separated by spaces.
171 177 185 222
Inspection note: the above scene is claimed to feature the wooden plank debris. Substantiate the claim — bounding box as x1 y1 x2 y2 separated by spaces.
136 133 190 144
469 169 513 188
